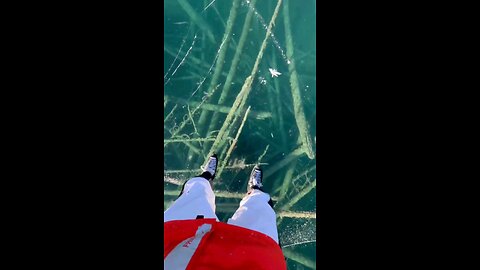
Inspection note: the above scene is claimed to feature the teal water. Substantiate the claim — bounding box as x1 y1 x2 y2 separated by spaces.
164 0 316 268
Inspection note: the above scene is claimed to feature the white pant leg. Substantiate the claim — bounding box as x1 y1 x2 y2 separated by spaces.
227 189 279 243
164 177 219 222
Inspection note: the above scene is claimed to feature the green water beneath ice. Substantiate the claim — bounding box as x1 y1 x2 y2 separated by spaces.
164 0 316 268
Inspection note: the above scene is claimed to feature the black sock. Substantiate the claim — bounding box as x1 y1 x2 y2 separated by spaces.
251 185 265 192
197 171 213 180
268 198 275 208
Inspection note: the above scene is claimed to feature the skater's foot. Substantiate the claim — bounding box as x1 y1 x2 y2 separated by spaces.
247 165 263 193
178 154 218 197
247 165 274 208
200 154 218 181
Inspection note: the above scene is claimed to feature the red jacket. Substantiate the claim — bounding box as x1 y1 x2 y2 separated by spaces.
164 218 287 270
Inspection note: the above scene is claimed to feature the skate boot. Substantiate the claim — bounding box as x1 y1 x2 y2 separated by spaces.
247 165 263 193
200 154 218 181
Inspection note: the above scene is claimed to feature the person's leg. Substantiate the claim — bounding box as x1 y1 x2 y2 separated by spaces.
227 166 280 244
164 155 219 222
177 171 212 198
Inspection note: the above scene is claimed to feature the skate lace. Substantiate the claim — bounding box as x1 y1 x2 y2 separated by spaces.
252 170 262 186
207 161 216 171
201 157 216 172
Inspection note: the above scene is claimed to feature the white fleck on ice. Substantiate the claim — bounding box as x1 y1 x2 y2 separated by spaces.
268 68 281 78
